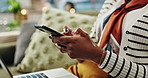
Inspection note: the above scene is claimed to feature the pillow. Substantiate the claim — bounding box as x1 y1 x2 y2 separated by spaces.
14 22 36 66
16 8 97 73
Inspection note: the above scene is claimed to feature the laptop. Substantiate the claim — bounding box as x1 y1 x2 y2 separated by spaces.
0 56 78 78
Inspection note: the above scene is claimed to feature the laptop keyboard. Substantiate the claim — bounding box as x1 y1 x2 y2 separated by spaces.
17 73 49 78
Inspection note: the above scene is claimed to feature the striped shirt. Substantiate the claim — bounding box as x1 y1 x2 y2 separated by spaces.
91 1 148 78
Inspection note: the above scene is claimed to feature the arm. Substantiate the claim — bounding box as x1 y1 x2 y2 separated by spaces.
52 27 148 78
98 12 148 77
99 51 148 78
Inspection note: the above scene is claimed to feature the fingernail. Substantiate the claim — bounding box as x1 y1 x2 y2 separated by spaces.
49 36 52 39
65 28 68 32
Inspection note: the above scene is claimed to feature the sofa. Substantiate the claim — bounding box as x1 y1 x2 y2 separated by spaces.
0 8 99 78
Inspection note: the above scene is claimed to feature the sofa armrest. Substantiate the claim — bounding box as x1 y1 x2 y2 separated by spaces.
0 31 20 43
0 42 16 65
0 31 20 65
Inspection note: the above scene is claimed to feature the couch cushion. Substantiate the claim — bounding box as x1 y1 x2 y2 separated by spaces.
14 21 36 66
16 8 96 73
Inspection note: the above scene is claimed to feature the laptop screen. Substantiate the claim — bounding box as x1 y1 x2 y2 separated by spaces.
0 56 13 78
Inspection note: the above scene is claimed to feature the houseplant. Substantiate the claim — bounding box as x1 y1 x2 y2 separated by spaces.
8 0 21 26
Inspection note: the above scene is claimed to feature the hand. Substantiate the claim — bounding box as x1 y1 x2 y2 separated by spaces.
53 28 103 63
49 26 73 48
62 26 85 62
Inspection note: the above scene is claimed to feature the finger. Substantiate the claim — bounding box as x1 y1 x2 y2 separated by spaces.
77 59 85 63
49 36 53 39
52 36 57 43
57 44 66 48
63 26 71 32
55 42 74 51
55 43 61 49
54 36 75 43
49 36 55 43
63 26 73 36
55 44 66 53
60 47 70 53
60 47 66 53
67 52 75 59
74 28 89 38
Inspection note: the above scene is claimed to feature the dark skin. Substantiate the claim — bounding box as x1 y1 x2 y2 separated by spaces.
51 26 106 65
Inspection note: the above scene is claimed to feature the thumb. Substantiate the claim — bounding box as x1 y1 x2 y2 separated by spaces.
63 26 73 36
63 26 72 33
74 28 89 38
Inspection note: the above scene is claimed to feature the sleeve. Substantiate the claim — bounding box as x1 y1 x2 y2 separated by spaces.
99 51 148 78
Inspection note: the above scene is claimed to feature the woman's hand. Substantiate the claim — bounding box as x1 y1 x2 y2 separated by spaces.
52 28 104 63
49 26 73 48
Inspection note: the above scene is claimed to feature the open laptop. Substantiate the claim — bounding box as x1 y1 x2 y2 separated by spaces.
0 56 78 78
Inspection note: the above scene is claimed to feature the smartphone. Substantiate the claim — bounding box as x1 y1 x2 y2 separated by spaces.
34 25 64 37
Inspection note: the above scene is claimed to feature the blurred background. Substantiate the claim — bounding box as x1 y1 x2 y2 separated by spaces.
0 0 105 12
0 0 105 32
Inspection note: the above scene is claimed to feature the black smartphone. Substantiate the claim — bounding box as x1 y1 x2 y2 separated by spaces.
34 25 64 37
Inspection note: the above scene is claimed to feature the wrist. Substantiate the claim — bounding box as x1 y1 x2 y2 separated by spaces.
92 47 106 65
99 50 106 65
